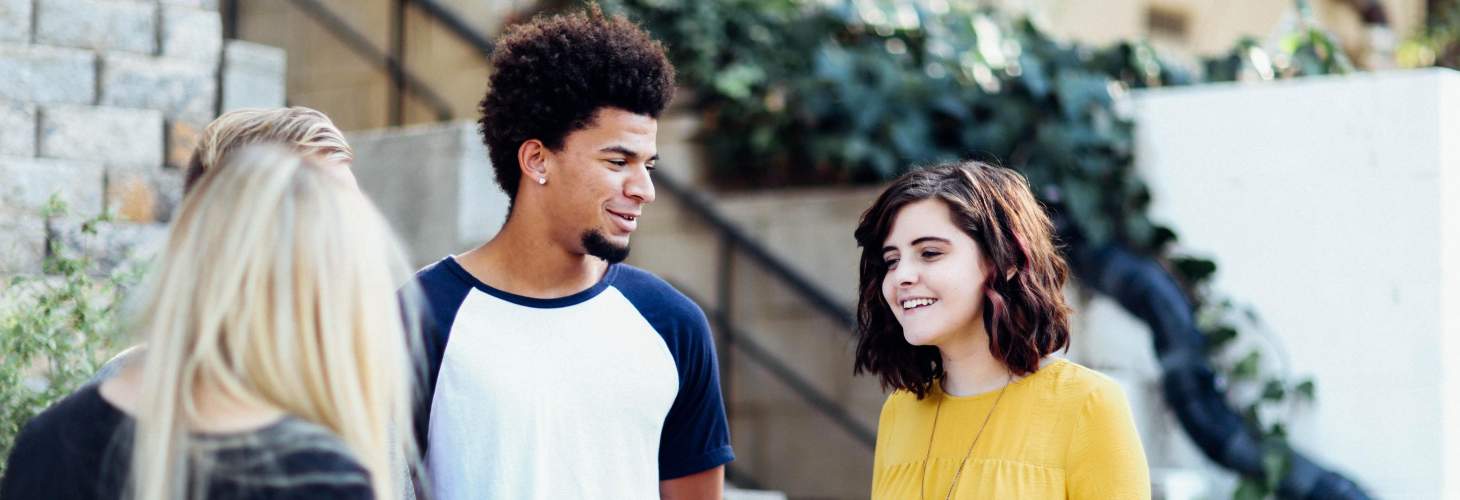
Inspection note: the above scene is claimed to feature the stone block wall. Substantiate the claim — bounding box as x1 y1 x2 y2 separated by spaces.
0 0 286 275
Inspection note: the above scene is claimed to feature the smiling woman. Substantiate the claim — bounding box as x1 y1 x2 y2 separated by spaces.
853 161 1150 500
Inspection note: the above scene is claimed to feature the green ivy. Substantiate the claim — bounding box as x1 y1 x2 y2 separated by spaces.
0 196 142 477
603 0 1348 497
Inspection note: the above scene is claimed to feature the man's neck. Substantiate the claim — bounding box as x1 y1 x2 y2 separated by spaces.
458 213 609 299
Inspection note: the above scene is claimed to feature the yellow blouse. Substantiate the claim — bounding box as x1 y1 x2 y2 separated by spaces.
871 359 1150 500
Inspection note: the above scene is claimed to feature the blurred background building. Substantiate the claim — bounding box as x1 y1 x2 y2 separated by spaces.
3 1 1459 499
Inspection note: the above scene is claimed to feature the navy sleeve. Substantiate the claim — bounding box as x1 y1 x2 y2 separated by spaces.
614 266 735 480
406 258 474 456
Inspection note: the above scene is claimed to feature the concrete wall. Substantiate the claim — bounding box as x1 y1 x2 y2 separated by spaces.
1129 68 1460 500
347 120 507 268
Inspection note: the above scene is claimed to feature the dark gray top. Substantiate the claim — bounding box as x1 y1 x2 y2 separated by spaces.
0 383 373 500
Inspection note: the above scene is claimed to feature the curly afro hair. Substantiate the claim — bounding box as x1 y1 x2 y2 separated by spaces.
478 6 675 204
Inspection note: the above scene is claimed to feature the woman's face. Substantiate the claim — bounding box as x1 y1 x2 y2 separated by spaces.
880 199 989 348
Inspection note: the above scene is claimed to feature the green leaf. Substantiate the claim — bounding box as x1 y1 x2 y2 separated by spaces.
1205 326 1239 352
1232 478 1266 500
1233 351 1261 380
712 63 766 100
1294 379 1316 401
1262 445 1288 491
1170 256 1218 284
1261 379 1286 401
40 194 67 218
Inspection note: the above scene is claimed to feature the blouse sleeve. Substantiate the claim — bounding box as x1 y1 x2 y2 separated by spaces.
1065 379 1151 500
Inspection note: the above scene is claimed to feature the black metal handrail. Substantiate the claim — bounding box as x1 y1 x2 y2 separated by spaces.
277 0 456 122
410 0 497 56
656 175 859 331
675 284 877 448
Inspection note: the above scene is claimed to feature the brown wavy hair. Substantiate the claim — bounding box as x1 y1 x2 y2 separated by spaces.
853 161 1071 399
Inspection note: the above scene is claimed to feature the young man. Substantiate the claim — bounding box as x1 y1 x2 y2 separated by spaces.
411 7 733 500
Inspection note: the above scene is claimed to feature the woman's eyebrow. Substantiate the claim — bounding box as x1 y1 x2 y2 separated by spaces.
882 236 952 253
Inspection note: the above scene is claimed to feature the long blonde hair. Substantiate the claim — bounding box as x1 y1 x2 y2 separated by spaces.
128 145 416 500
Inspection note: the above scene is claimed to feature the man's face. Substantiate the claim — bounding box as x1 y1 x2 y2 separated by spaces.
543 107 658 263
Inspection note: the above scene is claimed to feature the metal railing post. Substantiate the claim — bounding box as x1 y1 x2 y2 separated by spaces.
390 0 407 126
716 234 734 421
285 0 455 122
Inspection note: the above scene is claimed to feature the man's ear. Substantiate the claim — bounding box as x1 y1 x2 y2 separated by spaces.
518 139 551 186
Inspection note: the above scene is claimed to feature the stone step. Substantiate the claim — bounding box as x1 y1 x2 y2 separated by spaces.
161 4 222 64
0 100 36 157
0 155 104 217
36 0 158 55
101 52 217 123
222 40 287 111
39 105 164 166
0 43 96 105
0 0 32 43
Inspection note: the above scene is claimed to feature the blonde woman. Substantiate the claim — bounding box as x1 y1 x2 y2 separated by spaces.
1 146 419 500
88 105 357 382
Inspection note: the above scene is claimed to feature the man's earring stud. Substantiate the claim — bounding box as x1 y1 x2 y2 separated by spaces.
538 177 547 185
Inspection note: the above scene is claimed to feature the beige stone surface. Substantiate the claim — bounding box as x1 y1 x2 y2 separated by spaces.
0 213 46 274
166 120 203 170
105 164 183 224
0 156 105 216
0 100 35 157
35 0 158 55
39 105 164 166
0 44 96 105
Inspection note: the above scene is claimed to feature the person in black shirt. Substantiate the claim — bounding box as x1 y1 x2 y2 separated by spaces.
0 146 421 500
1 384 371 500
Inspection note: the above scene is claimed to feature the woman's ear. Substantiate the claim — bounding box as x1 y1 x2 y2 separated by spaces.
981 256 1016 282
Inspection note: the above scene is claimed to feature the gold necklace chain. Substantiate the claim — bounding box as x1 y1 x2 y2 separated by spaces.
919 374 1013 500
